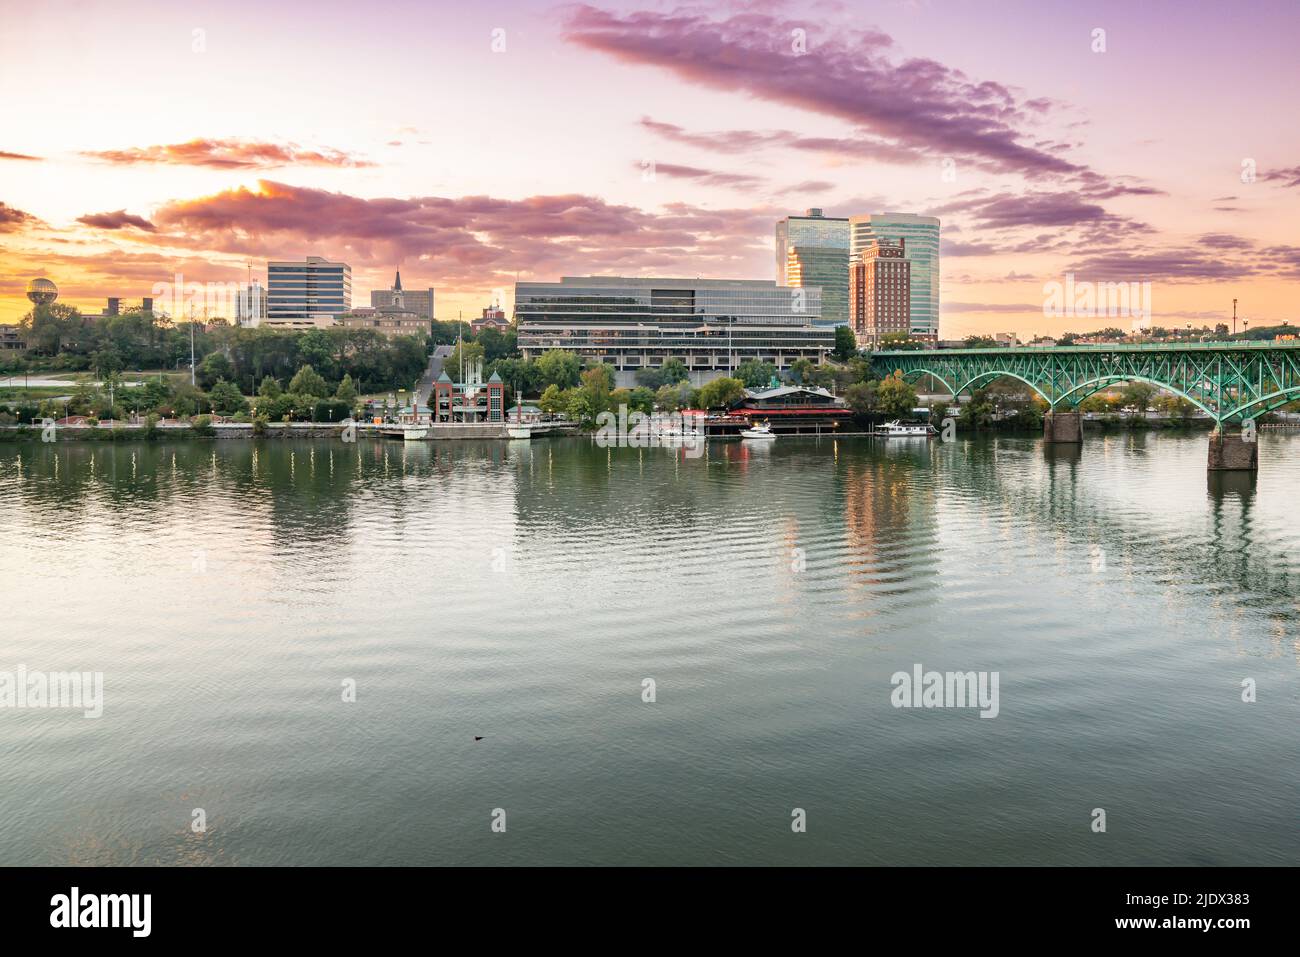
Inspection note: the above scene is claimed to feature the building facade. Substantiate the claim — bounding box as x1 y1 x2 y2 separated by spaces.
776 208 850 328
471 306 510 334
266 256 351 329
370 271 434 320
850 238 911 348
0 325 26 352
339 308 432 340
849 213 940 340
236 282 267 327
432 360 504 423
515 276 833 388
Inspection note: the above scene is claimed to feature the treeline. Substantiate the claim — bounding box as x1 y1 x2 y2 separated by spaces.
11 305 429 394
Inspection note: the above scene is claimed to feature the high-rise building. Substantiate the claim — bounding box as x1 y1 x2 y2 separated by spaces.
266 256 351 329
849 214 939 340
236 282 267 327
776 208 850 328
515 276 833 388
850 238 911 348
371 270 434 320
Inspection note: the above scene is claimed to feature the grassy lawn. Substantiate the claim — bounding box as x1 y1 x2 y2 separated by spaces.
0 386 74 401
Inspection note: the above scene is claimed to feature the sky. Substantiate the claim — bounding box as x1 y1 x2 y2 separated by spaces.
2 0 1299 336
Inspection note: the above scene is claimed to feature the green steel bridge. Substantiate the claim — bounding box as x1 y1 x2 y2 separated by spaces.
871 341 1300 426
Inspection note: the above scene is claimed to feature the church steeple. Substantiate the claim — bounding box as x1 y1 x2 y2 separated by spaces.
393 270 403 293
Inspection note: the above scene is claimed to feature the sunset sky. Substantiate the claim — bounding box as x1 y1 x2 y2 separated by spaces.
2 0 1299 335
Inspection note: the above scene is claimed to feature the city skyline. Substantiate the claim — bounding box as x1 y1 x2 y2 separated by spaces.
3 0 1299 335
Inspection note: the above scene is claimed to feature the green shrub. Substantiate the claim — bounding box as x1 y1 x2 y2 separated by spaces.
190 414 215 437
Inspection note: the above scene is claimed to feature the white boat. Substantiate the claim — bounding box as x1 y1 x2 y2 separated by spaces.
874 419 937 437
740 420 777 440
403 427 428 441
506 426 532 440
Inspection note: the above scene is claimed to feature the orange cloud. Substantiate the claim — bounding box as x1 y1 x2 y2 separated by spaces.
81 138 375 170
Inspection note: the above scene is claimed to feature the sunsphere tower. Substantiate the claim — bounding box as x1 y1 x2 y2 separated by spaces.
25 278 58 306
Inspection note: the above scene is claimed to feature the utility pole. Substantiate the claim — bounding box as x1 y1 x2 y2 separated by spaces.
188 304 196 386
1233 298 1238 336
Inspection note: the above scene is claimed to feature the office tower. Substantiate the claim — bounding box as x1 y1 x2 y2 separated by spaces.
266 256 351 329
849 213 939 340
850 238 911 348
515 276 832 388
776 208 850 327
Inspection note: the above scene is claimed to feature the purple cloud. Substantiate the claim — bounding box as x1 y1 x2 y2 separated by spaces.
568 6 1083 177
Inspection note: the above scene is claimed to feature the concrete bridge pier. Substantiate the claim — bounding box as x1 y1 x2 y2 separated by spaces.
1043 410 1083 443
1207 428 1258 471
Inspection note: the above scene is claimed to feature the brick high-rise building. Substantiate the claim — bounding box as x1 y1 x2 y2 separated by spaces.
850 238 910 348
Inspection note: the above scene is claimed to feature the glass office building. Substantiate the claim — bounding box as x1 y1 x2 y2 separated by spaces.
515 276 832 388
776 208 850 328
266 256 351 329
849 214 940 340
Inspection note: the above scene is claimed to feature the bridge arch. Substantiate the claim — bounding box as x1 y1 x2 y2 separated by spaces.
893 367 959 399
1230 385 1300 422
953 370 1054 408
1055 374 1218 420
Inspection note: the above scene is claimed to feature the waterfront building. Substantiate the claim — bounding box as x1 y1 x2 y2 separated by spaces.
728 383 848 432
515 276 833 389
849 213 940 340
850 238 911 348
370 271 434 320
432 358 505 423
266 256 351 329
776 208 850 328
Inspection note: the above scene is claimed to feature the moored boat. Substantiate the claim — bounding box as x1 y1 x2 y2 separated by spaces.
873 419 937 437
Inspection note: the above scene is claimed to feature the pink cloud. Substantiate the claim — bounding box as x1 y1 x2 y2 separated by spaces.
82 138 375 170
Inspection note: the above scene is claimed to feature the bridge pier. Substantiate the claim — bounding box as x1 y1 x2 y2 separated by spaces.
1043 410 1083 443
1207 429 1258 471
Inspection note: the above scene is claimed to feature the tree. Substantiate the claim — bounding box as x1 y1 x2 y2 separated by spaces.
207 379 249 416
578 365 613 417
1120 381 1157 411
334 373 358 405
565 387 597 426
695 376 745 410
734 359 777 388
844 381 878 418
655 382 685 412
628 386 655 414
538 383 566 415
198 351 233 389
833 325 858 360
659 358 689 386
964 335 999 348
789 358 814 384
535 349 581 389
446 341 486 380
289 364 329 398
876 374 918 419
258 377 283 399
